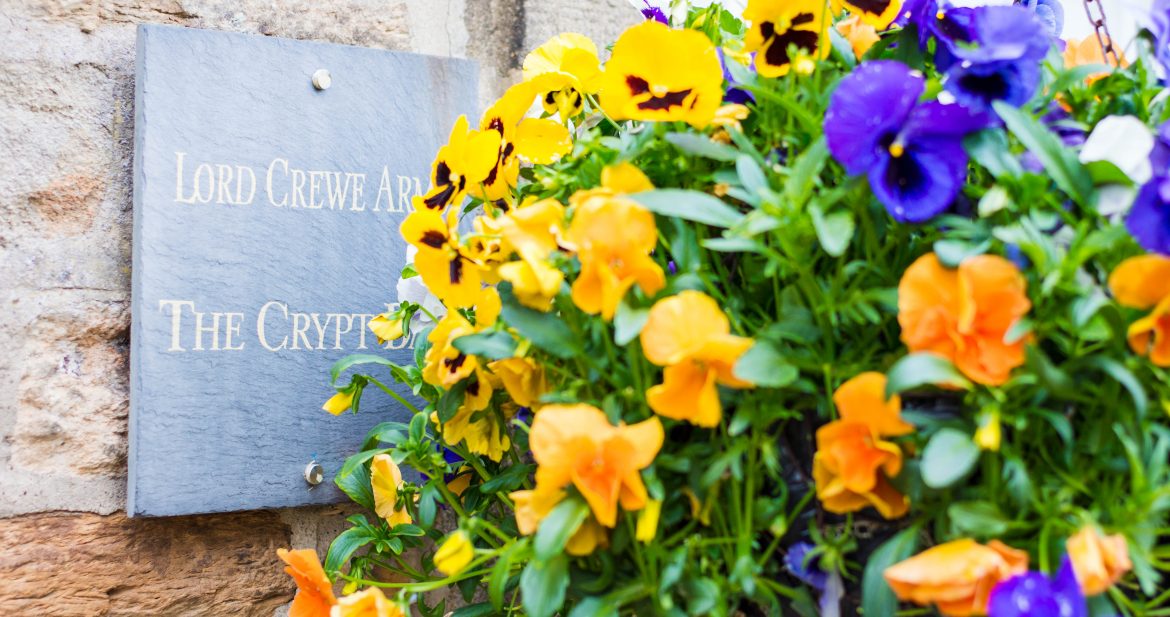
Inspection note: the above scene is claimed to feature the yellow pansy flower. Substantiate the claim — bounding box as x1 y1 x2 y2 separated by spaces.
640 291 755 426
529 404 663 527
598 21 724 128
510 487 566 536
476 82 573 202
420 115 501 211
974 408 1002 452
333 587 405 617
712 103 751 131
370 454 412 526
434 368 515 462
743 0 829 78
400 206 482 308
421 287 500 389
636 499 662 543
488 356 547 407
323 389 354 416
832 0 902 29
565 516 609 556
566 193 665 320
523 33 602 120
434 530 475 576
368 312 404 345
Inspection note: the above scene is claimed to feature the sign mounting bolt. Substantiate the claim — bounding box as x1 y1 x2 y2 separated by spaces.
312 69 331 91
304 460 324 486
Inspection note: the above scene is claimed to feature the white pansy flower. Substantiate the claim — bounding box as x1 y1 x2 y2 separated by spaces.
1080 115 1155 216
396 245 445 324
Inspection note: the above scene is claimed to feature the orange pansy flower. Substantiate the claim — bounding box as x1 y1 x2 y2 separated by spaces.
529 404 663 527
566 193 665 320
1063 36 1128 83
884 539 1029 617
640 290 754 427
1067 525 1132 595
277 548 336 617
898 252 1031 386
1108 254 1170 366
813 372 912 519
835 15 880 60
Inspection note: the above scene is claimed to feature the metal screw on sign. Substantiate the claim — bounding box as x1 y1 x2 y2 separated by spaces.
1082 0 1121 67
304 459 325 487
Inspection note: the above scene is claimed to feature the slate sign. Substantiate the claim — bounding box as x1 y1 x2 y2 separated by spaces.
129 25 477 516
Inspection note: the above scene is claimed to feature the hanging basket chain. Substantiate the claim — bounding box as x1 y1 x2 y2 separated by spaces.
1082 0 1121 66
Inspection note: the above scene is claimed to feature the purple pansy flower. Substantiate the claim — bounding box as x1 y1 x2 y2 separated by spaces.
944 5 1051 113
825 60 986 222
1020 0 1065 38
785 542 828 590
1126 122 1170 254
988 556 1087 617
719 48 756 104
635 0 669 24
1149 0 1170 77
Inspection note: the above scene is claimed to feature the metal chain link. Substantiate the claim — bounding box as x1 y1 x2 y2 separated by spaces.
1082 0 1122 66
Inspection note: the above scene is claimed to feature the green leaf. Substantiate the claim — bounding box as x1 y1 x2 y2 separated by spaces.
324 525 375 574
335 460 375 510
733 342 799 388
1086 356 1148 416
809 205 855 257
631 189 744 228
948 501 1010 536
682 577 721 615
736 154 769 196
964 129 1023 179
994 101 1093 205
499 283 582 358
534 497 590 560
391 523 426 537
885 352 972 396
437 379 471 423
614 299 650 346
489 539 525 611
1084 160 1135 186
862 526 919 617
934 238 991 267
452 330 517 360
784 137 829 205
665 132 741 161
701 236 765 253
337 447 390 481
451 603 497 617
978 185 1012 217
568 597 618 617
922 428 981 489
521 555 569 617
330 354 399 385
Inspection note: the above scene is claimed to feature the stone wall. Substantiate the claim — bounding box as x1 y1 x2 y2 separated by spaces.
0 1 635 614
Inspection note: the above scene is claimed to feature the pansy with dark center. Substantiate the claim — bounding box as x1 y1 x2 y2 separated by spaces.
598 20 724 127
825 60 985 222
987 556 1087 617
419 115 501 211
743 0 829 78
837 0 903 29
1126 122 1170 254
943 5 1051 113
